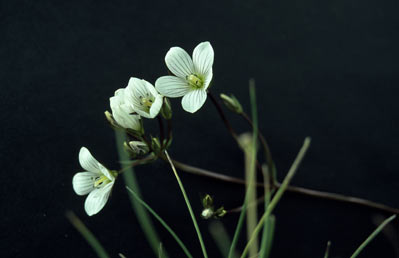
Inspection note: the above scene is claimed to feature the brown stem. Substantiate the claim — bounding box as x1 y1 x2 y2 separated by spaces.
207 90 238 140
169 159 399 215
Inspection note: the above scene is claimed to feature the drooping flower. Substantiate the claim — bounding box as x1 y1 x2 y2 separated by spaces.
125 77 163 119
155 41 214 113
72 147 117 216
109 88 141 131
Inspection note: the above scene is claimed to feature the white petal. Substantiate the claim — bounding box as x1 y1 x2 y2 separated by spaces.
79 147 101 173
203 68 213 90
113 107 141 130
155 76 191 97
84 182 114 216
126 77 144 109
165 47 194 78
98 163 115 181
149 94 163 118
193 42 214 76
72 172 97 196
144 80 160 97
135 107 152 118
181 89 207 113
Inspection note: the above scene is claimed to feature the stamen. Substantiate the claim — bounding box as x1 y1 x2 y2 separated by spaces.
187 74 204 89
94 175 110 188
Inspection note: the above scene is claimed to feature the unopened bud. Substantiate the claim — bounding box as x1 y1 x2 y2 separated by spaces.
160 97 172 120
220 94 243 114
105 110 121 129
201 208 213 219
128 141 149 155
202 194 213 208
151 137 162 154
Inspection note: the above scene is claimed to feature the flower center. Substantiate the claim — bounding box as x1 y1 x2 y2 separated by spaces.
140 96 154 108
94 175 111 188
186 74 204 89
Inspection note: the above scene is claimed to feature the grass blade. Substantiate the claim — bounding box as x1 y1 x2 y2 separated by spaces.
115 131 166 258
66 211 110 258
209 221 237 258
126 186 194 258
241 137 311 258
350 214 396 258
164 150 208 258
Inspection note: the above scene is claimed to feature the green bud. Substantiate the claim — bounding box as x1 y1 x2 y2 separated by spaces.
160 97 173 120
220 93 243 114
214 207 227 218
151 137 162 154
104 110 121 129
202 194 214 208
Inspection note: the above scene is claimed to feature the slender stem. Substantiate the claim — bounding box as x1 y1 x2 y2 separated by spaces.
157 116 165 146
117 154 156 174
324 241 331 258
168 159 399 215
126 186 194 258
241 137 311 258
164 151 208 258
350 214 396 258
66 211 110 258
241 112 276 183
208 90 238 140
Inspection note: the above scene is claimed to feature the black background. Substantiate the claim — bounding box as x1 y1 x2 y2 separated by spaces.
2 0 399 257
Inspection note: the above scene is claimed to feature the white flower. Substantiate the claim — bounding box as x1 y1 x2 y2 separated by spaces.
72 147 116 216
110 88 141 131
155 41 214 113
125 77 163 119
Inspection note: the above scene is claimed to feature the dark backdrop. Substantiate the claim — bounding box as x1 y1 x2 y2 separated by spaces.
2 0 399 257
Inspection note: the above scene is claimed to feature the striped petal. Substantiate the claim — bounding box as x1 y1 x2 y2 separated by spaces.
181 89 207 113
79 147 101 173
193 41 214 76
84 182 114 216
155 76 191 97
72 172 97 196
165 47 194 78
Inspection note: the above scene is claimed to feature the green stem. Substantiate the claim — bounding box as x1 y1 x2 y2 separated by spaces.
241 137 311 258
126 186 194 258
115 131 165 258
350 214 396 258
164 150 209 258
66 211 110 258
324 241 331 258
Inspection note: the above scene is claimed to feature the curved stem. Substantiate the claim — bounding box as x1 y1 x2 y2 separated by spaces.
167 159 399 215
208 90 238 140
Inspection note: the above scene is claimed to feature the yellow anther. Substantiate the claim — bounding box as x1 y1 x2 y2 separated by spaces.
141 97 153 108
187 74 204 89
94 175 110 188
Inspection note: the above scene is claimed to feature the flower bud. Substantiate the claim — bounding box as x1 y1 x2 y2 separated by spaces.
202 194 213 208
160 97 173 120
151 137 162 154
104 110 121 129
128 141 150 156
220 93 243 114
201 208 213 219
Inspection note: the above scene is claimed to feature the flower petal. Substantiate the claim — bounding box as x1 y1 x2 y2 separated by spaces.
149 94 163 118
193 42 214 76
203 68 213 90
84 182 114 216
79 147 101 173
98 163 115 181
155 76 191 97
181 89 207 113
165 47 194 78
72 172 97 196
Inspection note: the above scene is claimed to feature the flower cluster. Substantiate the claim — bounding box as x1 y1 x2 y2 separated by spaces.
73 42 214 216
